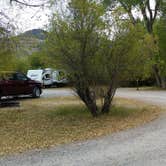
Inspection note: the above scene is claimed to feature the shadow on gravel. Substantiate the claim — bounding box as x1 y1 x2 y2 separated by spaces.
0 95 41 108
0 95 36 108
0 100 20 108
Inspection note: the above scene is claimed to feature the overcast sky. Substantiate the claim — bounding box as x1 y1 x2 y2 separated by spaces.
0 0 156 33
0 0 53 33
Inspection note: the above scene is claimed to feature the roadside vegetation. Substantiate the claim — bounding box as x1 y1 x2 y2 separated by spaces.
0 97 160 156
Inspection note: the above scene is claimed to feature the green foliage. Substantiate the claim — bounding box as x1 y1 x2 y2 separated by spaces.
29 52 44 69
160 0 166 16
0 36 16 71
15 57 30 73
126 27 153 80
47 0 117 116
47 0 105 84
28 47 56 69
46 0 155 116
155 19 166 76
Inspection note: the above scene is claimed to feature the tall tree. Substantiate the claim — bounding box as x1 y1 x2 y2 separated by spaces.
103 0 165 88
46 0 150 116
47 0 106 117
154 1 166 87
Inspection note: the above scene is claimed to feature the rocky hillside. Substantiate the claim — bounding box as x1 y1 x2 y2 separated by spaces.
22 29 47 40
17 29 47 56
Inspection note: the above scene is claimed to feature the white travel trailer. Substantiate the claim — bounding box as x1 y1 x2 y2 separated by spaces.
52 70 68 85
27 68 68 87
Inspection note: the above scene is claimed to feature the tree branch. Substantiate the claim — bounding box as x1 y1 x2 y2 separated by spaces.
147 0 153 21
153 0 160 22
119 1 136 25
140 1 148 23
10 0 47 7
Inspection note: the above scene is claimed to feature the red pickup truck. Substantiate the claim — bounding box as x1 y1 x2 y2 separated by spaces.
0 72 42 99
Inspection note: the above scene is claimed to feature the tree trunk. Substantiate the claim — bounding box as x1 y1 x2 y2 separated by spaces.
152 65 166 89
101 87 116 114
101 70 118 114
85 101 98 117
101 74 117 114
136 79 139 91
101 95 112 114
152 64 162 88
161 77 166 89
76 86 98 117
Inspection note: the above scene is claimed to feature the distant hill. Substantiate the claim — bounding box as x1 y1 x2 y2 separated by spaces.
22 29 47 40
16 29 47 57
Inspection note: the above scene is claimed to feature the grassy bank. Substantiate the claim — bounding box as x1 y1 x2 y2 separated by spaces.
0 97 160 156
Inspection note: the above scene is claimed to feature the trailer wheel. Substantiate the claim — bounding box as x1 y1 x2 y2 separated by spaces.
32 87 41 98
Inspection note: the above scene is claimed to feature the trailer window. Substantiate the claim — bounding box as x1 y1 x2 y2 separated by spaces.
43 74 51 80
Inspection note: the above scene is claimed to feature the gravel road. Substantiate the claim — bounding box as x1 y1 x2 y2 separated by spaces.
1 88 166 166
41 88 76 98
116 88 166 107
42 88 166 107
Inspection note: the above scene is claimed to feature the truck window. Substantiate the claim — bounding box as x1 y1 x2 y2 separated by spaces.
15 73 28 81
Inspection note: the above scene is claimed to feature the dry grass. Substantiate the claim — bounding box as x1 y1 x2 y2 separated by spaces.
0 96 161 156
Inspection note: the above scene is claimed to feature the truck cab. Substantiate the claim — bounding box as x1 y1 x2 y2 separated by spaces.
0 71 42 99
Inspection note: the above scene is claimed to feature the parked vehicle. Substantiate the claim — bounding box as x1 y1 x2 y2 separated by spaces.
27 68 68 87
0 71 42 99
52 69 68 86
27 69 53 87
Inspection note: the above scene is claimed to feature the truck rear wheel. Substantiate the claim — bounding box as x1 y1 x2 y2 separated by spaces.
0 92 2 101
32 87 41 98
